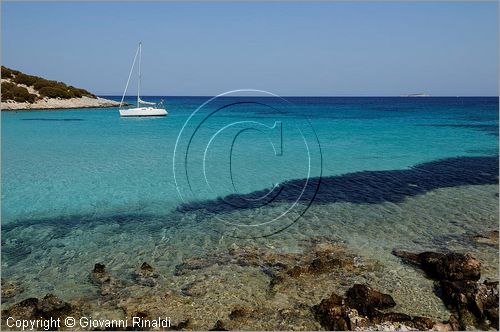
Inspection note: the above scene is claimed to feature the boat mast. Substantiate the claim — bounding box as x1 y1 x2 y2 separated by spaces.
119 43 140 108
137 42 142 108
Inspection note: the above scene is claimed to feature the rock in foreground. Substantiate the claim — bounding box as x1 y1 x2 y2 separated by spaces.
1 294 78 323
344 284 396 316
313 284 437 331
393 249 498 330
392 250 481 281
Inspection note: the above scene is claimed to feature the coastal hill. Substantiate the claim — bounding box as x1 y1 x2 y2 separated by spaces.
1 66 119 110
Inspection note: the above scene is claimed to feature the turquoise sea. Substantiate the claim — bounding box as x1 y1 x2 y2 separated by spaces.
1 96 498 319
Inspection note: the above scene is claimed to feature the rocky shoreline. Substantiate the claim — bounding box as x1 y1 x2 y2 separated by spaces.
1 234 498 331
1 96 121 111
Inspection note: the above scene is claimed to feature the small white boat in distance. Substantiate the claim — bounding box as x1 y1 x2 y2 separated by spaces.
119 42 167 117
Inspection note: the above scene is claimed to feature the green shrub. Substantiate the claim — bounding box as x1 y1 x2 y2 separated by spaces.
1 66 14 79
1 66 21 79
1 66 96 102
13 73 39 87
38 86 73 99
2 82 15 101
2 81 15 101
13 86 37 103
70 87 94 98
1 91 14 101
69 88 83 98
2 81 15 90
2 83 37 103
33 78 57 91
32 80 94 99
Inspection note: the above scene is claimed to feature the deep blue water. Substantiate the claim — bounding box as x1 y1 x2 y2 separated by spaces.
2 96 497 222
1 96 498 303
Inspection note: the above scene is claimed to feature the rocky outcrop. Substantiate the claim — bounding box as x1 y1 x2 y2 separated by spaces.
393 250 498 330
440 279 499 330
392 250 481 281
344 284 396 316
312 284 438 331
313 292 352 330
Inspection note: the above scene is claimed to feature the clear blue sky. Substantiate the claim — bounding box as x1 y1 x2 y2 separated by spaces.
2 2 498 96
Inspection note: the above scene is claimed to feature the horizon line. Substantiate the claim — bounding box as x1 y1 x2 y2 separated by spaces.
100 95 500 98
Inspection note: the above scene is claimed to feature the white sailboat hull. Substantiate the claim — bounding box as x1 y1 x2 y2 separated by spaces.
119 107 168 117
119 43 169 118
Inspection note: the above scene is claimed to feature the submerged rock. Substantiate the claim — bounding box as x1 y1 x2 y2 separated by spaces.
308 255 344 274
312 286 436 331
38 294 73 319
2 298 39 320
175 257 216 276
393 249 497 330
175 240 356 280
344 284 396 316
228 306 253 321
439 280 478 307
90 262 111 285
181 280 208 297
1 279 24 299
392 250 481 281
134 262 160 287
170 319 191 330
286 265 307 278
440 279 499 330
89 262 128 298
477 281 500 329
2 293 77 324
371 312 435 330
473 230 499 247
209 320 228 331
139 262 154 273
345 308 371 330
312 292 350 330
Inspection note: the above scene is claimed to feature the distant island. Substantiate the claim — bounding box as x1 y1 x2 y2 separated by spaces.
1 66 120 111
400 93 430 97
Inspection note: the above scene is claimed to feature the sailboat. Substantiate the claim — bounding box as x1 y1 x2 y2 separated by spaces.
119 42 168 117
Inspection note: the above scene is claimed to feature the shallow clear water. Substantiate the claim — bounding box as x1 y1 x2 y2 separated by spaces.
2 96 498 319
